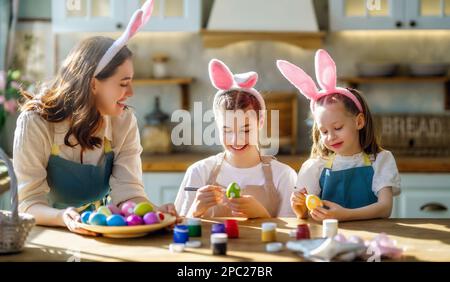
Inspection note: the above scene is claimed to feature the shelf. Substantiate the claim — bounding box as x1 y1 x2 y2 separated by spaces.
201 29 326 49
339 76 450 110
133 77 194 110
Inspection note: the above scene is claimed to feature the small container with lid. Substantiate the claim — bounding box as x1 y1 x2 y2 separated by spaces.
173 225 189 244
261 222 277 242
186 218 202 237
323 219 338 238
224 219 239 239
211 233 228 255
296 224 311 240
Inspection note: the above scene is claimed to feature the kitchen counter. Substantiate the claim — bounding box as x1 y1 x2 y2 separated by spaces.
142 153 450 173
1 218 449 262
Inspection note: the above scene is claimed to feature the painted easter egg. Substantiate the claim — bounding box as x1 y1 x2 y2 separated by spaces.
88 212 107 226
81 211 92 224
226 182 241 198
121 201 137 217
106 214 127 226
306 194 323 211
126 214 144 226
134 202 154 217
107 204 122 215
157 212 165 221
97 206 112 217
143 212 159 225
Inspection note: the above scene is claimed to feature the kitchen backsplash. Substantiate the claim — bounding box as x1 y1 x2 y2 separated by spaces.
52 30 450 153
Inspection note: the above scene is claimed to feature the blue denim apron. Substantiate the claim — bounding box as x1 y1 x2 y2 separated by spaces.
46 136 114 213
319 153 378 209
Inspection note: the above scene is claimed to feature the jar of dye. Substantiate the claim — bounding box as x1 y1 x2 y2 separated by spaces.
211 233 228 255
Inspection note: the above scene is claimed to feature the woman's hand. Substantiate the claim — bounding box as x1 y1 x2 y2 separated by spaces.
226 195 271 219
310 200 349 222
291 188 308 219
189 185 224 218
61 207 99 237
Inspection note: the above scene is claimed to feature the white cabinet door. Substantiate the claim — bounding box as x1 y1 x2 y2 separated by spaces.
329 0 405 30
395 173 450 218
405 0 450 29
52 0 127 32
126 0 201 32
142 172 184 206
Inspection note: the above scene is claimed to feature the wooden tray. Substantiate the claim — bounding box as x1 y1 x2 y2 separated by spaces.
75 213 176 238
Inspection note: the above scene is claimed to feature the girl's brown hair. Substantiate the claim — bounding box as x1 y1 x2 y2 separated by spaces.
20 36 132 150
310 88 381 159
215 90 262 114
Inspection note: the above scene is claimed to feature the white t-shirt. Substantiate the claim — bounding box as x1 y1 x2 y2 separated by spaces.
174 155 297 217
296 150 401 197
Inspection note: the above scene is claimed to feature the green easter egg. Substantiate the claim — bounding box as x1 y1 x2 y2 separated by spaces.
226 182 241 198
134 202 154 216
97 206 112 217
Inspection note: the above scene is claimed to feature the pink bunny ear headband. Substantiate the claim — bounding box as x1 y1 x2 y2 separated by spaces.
276 49 363 113
208 59 266 129
94 0 154 77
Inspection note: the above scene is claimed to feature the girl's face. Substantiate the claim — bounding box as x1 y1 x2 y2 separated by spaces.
218 108 259 155
314 101 365 156
92 59 134 116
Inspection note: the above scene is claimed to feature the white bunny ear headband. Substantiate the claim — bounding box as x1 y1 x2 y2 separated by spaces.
94 0 154 77
208 59 266 129
276 49 363 113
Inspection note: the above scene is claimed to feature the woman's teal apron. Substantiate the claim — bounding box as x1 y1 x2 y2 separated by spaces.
319 153 378 209
46 136 114 213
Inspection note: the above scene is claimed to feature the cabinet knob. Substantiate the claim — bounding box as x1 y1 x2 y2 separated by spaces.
116 23 123 29
420 202 448 212
409 20 417 27
395 21 403 28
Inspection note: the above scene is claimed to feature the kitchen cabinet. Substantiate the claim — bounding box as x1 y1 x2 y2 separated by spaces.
52 0 201 32
330 0 450 30
142 172 184 206
392 173 450 218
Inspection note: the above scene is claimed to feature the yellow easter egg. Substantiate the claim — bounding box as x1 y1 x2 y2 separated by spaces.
306 194 323 211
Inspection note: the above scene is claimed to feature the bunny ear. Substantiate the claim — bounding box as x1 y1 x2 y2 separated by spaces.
125 10 144 41
276 60 319 101
315 49 337 91
209 59 234 90
141 0 154 25
234 72 258 89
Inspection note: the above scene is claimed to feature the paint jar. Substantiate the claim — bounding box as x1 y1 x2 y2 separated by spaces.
211 223 226 234
224 219 239 239
261 222 277 242
173 225 189 244
211 233 228 255
186 218 202 237
323 219 338 238
296 224 311 240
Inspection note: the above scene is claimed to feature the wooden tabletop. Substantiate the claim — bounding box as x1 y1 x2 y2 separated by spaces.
1 218 449 262
141 153 450 173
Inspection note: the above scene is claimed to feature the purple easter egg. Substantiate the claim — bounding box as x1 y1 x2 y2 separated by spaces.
121 201 137 217
107 204 122 215
126 214 144 226
143 212 160 225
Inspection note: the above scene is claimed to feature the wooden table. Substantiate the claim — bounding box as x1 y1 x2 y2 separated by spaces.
1 218 449 262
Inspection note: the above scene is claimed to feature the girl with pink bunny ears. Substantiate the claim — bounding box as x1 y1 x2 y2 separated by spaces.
14 0 179 236
277 49 401 222
174 59 297 219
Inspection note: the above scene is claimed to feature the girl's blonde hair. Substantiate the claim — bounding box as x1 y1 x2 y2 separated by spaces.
310 88 381 159
20 36 132 150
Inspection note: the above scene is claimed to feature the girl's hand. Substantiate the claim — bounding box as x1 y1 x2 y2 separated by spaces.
189 185 224 217
62 207 99 237
226 195 271 219
156 203 182 224
310 200 349 222
291 188 308 219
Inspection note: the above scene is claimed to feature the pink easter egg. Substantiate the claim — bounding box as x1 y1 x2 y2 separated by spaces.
121 201 137 217
143 212 159 225
107 204 122 215
126 214 144 226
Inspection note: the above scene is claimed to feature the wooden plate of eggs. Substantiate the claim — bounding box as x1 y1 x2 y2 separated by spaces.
76 201 176 238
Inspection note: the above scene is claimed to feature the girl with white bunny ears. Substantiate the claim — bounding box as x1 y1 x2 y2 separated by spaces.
14 0 179 236
277 49 400 222
174 59 297 219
